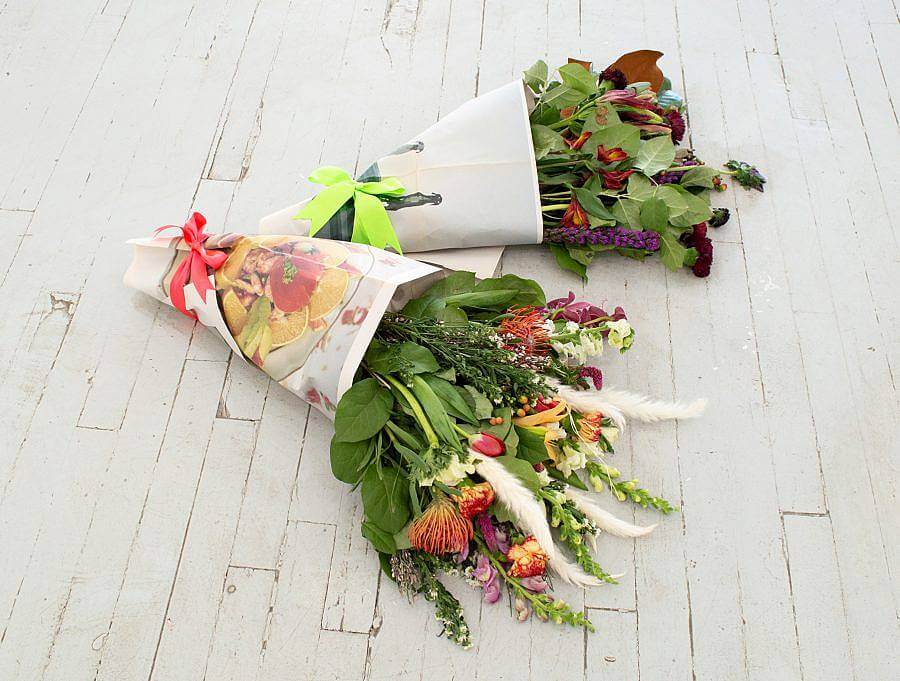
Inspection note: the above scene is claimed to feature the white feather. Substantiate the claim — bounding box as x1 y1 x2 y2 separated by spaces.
564 488 657 538
549 380 706 425
470 451 607 588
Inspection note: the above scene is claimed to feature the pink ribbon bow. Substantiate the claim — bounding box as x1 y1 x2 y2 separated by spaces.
154 212 227 319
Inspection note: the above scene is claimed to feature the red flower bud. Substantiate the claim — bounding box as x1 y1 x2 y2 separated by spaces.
596 145 628 164
471 432 505 457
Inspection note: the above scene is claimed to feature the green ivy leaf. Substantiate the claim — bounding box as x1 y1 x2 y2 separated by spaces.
334 378 393 442
634 136 676 176
541 83 583 108
667 186 712 228
365 340 439 376
361 466 410 534
459 386 494 420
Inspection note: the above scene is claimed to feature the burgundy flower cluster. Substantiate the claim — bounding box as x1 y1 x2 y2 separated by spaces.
544 225 661 251
681 222 713 277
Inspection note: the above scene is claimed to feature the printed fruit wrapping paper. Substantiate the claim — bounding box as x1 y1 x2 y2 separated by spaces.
124 232 442 416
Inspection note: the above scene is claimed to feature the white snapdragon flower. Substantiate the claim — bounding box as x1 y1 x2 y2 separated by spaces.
420 454 476 487
542 319 555 333
552 330 604 365
556 444 588 478
601 425 619 445
564 321 580 333
607 319 634 352
536 467 552 486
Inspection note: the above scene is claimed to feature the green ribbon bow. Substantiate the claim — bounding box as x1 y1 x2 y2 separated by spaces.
295 166 406 253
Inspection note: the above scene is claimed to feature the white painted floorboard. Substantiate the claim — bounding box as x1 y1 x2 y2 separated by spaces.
1 1 897 679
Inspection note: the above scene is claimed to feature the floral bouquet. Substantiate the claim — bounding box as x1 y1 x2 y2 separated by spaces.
124 214 706 647
259 51 763 281
528 52 765 279
331 272 708 646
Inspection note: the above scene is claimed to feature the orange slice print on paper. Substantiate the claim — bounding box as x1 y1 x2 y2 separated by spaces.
308 267 350 321
270 307 310 348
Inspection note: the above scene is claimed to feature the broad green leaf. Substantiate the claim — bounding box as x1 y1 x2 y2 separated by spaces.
558 63 598 94
680 166 720 189
523 60 549 92
515 426 550 464
586 123 641 157
548 243 587 279
434 305 467 325
611 197 642 230
541 83 583 108
442 290 518 309
640 197 669 233
531 124 569 160
361 466 410 534
362 520 397 554
334 378 393 442
626 173 654 200
668 186 712 228
658 230 690 271
635 136 676 176
459 386 494 420
583 103 621 133
573 187 616 221
422 375 477 424
655 184 689 218
474 275 546 307
398 342 439 373
330 436 374 484
496 455 543 494
568 247 595 267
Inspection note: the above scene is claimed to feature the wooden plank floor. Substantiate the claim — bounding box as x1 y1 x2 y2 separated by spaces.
1 0 898 679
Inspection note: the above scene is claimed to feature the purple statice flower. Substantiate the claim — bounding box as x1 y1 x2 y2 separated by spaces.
579 366 603 390
473 554 501 603
654 170 684 185
476 514 509 555
546 291 628 327
544 225 661 252
519 575 549 593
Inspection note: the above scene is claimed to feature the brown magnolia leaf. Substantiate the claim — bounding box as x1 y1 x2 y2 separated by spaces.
567 57 592 72
608 50 664 92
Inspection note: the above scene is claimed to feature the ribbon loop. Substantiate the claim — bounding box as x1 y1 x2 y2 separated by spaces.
154 212 227 319
295 166 406 254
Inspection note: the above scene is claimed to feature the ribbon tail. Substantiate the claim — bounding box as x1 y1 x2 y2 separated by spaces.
354 191 403 254
168 259 196 320
190 253 215 304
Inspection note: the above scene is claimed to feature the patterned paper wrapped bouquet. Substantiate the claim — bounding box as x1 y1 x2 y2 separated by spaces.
125 213 708 646
260 50 764 280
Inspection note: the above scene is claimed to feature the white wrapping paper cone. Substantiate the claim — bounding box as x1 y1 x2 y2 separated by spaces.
259 80 541 276
125 233 442 416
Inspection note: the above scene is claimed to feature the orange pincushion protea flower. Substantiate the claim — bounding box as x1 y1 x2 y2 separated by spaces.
454 482 495 519
498 307 550 356
409 494 473 555
578 412 604 443
507 536 548 578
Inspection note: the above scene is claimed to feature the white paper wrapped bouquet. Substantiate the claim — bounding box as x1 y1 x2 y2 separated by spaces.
125 212 707 646
261 50 765 281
